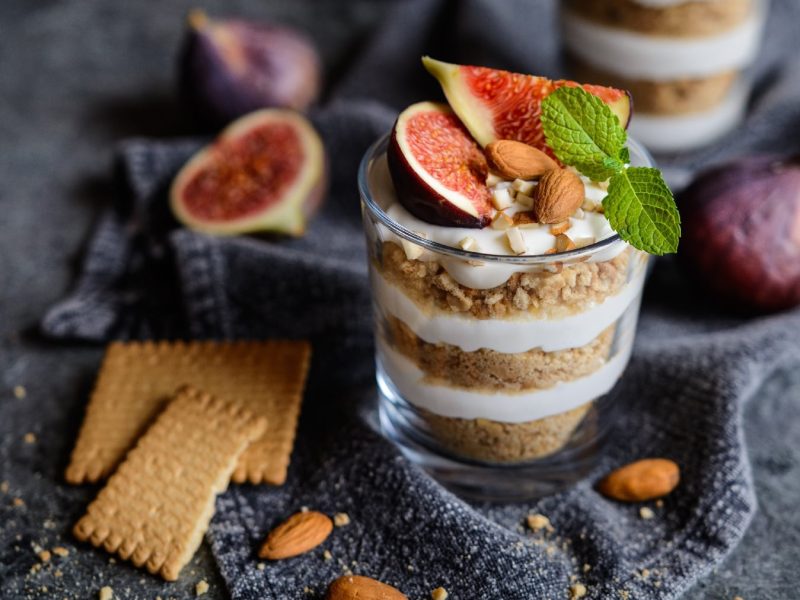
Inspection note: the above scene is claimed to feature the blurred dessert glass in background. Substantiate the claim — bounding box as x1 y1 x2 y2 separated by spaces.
561 0 769 153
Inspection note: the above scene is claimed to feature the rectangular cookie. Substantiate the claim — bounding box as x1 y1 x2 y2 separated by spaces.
66 340 311 486
73 385 267 581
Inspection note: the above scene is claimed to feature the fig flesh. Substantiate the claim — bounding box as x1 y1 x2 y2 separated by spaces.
388 102 493 228
170 108 326 236
678 155 800 313
422 57 632 153
179 10 321 128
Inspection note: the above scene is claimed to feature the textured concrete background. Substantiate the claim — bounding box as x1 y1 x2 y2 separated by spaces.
0 1 797 598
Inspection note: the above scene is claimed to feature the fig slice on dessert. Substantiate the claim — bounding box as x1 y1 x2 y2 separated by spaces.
170 108 326 236
388 101 493 228
422 57 632 152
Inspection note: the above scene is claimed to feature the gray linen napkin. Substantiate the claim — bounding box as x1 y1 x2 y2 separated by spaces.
42 0 800 598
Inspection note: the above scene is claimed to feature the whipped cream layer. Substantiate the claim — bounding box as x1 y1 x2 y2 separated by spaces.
562 2 766 81
373 266 645 353
378 331 634 423
630 81 748 152
369 155 626 290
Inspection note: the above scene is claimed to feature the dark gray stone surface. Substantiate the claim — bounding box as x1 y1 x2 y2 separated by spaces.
0 1 796 598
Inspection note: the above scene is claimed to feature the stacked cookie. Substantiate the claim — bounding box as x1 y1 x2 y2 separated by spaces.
68 340 311 580
561 0 768 152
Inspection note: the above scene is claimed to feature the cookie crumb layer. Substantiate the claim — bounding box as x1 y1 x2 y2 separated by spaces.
567 57 738 115
379 242 630 320
388 316 614 391
564 0 753 37
420 403 593 463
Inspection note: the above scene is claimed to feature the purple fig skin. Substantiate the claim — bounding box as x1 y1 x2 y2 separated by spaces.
179 11 321 128
678 155 800 313
387 125 491 229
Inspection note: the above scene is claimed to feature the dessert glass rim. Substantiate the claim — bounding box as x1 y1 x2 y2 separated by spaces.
358 132 655 265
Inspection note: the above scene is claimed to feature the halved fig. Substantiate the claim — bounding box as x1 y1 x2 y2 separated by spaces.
422 57 632 152
388 101 492 228
170 108 325 236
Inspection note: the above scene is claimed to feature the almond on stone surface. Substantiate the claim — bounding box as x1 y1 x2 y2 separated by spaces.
326 575 408 600
533 169 585 224
485 140 557 180
258 510 333 560
598 458 680 502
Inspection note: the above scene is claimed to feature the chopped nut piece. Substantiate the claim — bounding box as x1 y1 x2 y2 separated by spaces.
12 498 24 507
512 179 535 195
401 238 425 261
99 587 113 600
583 563 592 573
515 192 534 208
526 514 553 532
38 550 51 562
52 547 69 558
573 237 596 249
323 549 333 561
581 198 600 212
491 187 514 210
256 562 265 571
512 211 537 227
550 221 571 235
300 506 309 513
555 234 577 253
655 499 664 508
195 580 209 596
333 512 350 527
491 211 514 230
23 433 36 444
13 385 26 399
431 587 449 600
459 237 479 252
486 172 505 187
639 507 655 520
506 227 527 255
0 481 8 494
570 583 588 598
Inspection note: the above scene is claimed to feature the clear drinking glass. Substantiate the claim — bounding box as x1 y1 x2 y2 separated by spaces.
358 134 653 501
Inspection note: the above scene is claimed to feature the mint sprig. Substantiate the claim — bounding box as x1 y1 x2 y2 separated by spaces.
541 86 627 181
604 167 680 256
541 86 680 255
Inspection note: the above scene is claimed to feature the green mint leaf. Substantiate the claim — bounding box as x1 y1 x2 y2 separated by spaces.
603 167 681 255
619 146 630 164
541 86 627 181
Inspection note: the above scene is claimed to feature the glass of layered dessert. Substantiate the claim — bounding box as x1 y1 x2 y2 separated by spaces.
561 0 768 153
358 59 678 500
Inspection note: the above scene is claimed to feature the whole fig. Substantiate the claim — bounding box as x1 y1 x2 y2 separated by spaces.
678 155 800 313
179 10 321 128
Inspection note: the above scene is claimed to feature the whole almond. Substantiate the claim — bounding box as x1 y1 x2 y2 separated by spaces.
326 575 408 600
533 169 585 224
259 511 333 560
598 458 680 502
485 140 558 180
